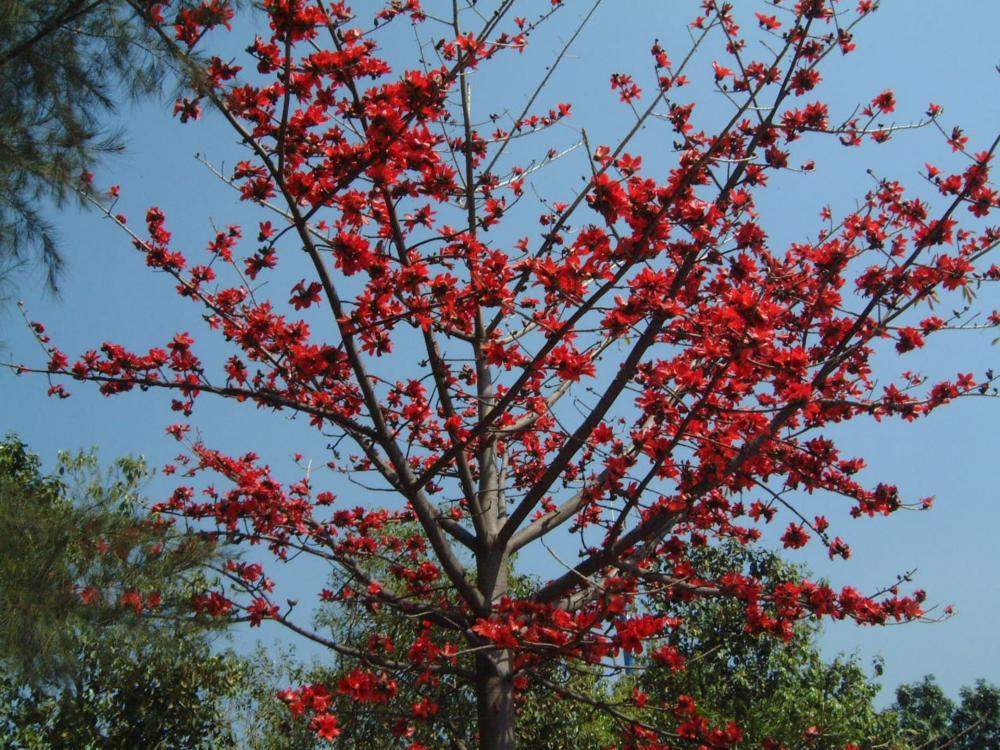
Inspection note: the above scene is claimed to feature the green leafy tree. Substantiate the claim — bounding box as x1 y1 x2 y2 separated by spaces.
949 680 1000 750
0 436 218 677
893 676 1000 750
625 544 902 749
0 436 245 748
224 647 327 750
0 631 246 749
0 0 250 293
893 676 955 750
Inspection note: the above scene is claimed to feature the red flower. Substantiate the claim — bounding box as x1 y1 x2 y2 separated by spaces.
712 61 733 81
290 280 323 310
871 89 896 113
310 713 341 740
755 13 781 30
781 523 811 549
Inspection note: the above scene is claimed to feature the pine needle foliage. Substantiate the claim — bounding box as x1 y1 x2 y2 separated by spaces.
0 0 169 292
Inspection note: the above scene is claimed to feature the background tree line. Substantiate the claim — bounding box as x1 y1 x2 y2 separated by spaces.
0 435 995 749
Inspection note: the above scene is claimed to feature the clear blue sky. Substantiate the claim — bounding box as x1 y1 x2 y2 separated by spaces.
2 0 998 706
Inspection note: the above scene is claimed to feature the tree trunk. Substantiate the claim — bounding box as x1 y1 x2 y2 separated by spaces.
476 650 516 750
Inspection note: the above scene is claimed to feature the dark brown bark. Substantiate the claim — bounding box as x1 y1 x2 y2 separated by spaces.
476 650 516 750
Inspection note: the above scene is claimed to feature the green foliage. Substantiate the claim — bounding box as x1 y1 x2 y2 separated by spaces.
627 544 901 749
506 663 617 750
0 435 243 748
893 676 955 749
0 435 219 683
950 680 1000 750
0 630 245 749
0 0 171 291
224 647 339 750
893 675 1000 750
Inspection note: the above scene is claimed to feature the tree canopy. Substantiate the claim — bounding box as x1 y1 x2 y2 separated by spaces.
0 1 162 290
893 676 1000 750
0 436 244 748
625 544 901 749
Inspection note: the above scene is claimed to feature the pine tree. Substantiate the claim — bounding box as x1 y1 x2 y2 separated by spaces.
0 0 170 293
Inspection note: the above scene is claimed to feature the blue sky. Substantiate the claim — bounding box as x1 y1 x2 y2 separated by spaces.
2 0 999 706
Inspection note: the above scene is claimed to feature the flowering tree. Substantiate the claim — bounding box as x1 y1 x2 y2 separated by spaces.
19 0 1000 747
